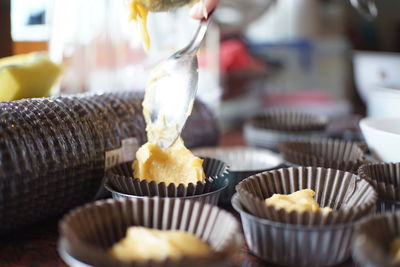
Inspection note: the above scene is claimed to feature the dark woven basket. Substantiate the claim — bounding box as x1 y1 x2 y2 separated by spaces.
0 91 218 235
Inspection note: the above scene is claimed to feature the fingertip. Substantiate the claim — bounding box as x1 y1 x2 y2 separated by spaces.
190 2 204 19
190 0 217 20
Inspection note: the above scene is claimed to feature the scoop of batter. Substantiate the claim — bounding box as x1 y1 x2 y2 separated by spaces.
109 226 212 262
265 189 332 215
133 137 205 185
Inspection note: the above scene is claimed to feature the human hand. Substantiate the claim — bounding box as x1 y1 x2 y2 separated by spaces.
190 0 219 19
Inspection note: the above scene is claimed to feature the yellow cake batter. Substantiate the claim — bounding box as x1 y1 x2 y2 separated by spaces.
265 189 332 215
133 137 205 185
128 0 204 51
109 226 212 262
128 0 150 51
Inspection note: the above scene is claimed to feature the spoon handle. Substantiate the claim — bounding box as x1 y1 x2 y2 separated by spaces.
174 9 214 57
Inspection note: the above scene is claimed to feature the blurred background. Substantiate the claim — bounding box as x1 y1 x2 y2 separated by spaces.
1 0 400 132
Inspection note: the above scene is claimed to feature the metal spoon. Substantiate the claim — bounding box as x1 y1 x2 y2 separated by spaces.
143 12 213 149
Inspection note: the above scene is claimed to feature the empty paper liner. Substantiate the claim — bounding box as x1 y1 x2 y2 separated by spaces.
232 194 355 267
0 91 218 235
244 110 328 151
279 139 366 173
248 110 328 132
353 211 400 267
193 146 284 205
235 167 377 225
104 158 229 204
58 197 243 267
359 163 400 212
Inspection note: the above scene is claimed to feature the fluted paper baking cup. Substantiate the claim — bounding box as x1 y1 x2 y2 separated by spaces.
106 176 228 206
244 110 328 151
235 167 377 225
353 211 400 267
359 163 400 201
279 139 366 173
58 197 243 267
248 110 328 132
244 124 326 152
104 158 229 202
193 147 284 205
232 194 354 266
376 200 400 213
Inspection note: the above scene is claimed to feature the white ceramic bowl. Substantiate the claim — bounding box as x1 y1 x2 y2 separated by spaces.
367 87 400 118
353 51 400 104
360 117 400 162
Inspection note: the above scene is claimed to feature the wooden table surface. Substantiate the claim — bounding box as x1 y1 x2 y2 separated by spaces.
0 130 356 266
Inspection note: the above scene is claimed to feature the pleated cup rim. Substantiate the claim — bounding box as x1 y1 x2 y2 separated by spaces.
104 179 229 199
246 110 328 132
359 162 400 201
279 139 367 172
104 157 229 198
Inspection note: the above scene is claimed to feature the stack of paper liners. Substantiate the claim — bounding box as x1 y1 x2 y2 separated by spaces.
0 91 218 235
353 211 400 267
58 197 243 267
279 139 366 173
0 92 146 236
233 167 378 266
359 162 400 212
104 158 229 205
244 110 328 150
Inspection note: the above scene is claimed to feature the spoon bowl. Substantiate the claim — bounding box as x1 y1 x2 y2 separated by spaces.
143 11 212 149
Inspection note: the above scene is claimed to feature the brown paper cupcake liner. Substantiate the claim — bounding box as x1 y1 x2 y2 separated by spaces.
193 146 284 205
243 110 328 151
58 197 243 267
376 200 400 213
248 110 328 132
359 163 400 201
106 178 228 206
235 167 377 225
104 158 229 200
279 139 367 173
353 211 400 267
232 194 355 266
